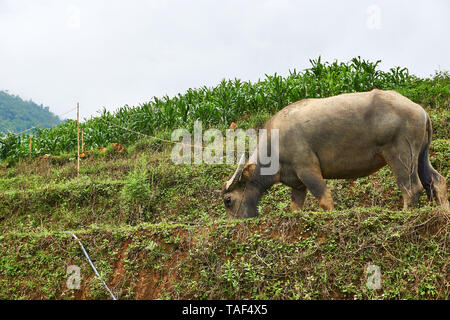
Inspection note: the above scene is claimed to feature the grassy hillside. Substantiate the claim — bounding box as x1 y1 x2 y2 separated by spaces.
0 58 448 300
0 91 61 135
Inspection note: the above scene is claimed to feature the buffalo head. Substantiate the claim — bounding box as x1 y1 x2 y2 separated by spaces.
221 155 259 218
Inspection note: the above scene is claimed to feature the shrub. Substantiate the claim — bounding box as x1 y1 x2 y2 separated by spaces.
120 156 152 224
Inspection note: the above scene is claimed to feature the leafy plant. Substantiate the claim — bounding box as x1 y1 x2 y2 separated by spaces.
120 155 153 224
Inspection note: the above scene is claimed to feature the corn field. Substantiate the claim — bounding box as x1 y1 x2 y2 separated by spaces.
0 56 446 162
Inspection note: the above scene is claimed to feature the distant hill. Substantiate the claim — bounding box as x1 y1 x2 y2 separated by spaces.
0 90 61 135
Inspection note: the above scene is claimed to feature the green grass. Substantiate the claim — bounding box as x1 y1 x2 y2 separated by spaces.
0 208 448 300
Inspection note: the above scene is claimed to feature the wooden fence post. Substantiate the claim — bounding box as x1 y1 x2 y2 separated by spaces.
81 128 84 153
77 103 80 177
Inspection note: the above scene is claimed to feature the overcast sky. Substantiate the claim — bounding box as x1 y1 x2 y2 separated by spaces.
0 0 449 120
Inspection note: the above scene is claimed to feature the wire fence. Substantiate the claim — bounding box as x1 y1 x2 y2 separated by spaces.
67 232 118 300
0 103 223 154
97 117 222 152
0 106 77 141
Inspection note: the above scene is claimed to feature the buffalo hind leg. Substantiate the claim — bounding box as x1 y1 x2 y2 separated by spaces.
297 169 334 211
290 185 307 211
382 148 423 210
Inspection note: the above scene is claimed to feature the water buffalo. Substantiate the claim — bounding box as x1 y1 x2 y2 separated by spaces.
222 89 449 218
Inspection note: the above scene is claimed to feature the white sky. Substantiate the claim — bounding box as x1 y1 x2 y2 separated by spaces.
0 0 449 120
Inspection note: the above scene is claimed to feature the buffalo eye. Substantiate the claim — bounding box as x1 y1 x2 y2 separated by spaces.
224 197 231 207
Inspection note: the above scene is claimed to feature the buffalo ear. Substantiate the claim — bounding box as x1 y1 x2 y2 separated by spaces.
242 163 256 181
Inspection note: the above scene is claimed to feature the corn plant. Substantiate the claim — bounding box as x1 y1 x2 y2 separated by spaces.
1 56 445 163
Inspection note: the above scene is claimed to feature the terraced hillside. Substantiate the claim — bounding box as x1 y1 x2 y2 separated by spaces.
0 59 449 300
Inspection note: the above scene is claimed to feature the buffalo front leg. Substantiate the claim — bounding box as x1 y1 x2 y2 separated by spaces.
297 169 334 211
290 185 307 211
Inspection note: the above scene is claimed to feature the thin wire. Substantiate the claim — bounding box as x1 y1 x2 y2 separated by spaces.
99 118 176 144
98 117 220 151
0 106 77 141
67 232 118 300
